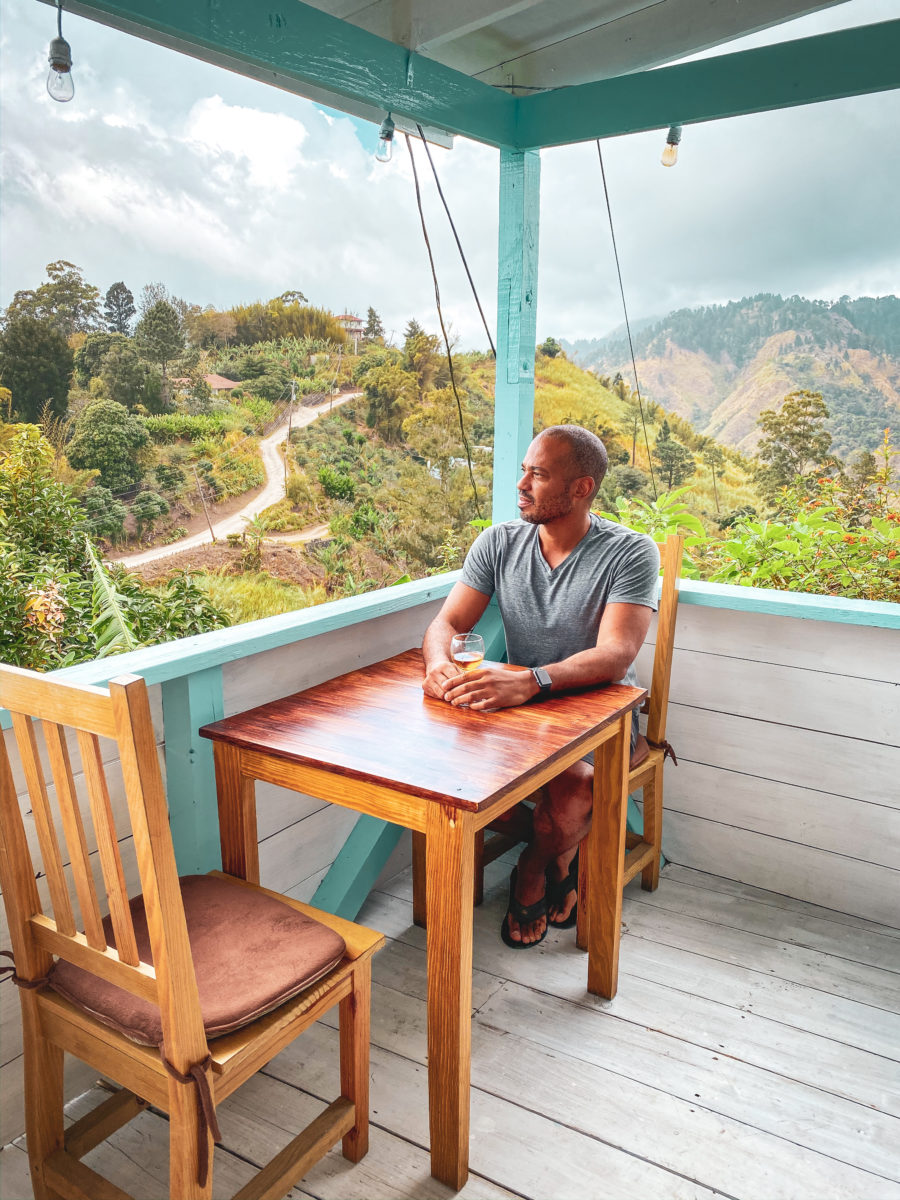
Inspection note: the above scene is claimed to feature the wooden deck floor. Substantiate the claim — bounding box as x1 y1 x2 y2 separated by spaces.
2 860 899 1199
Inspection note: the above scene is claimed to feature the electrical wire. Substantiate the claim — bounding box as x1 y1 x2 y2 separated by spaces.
404 132 483 521
595 140 658 499
415 124 496 358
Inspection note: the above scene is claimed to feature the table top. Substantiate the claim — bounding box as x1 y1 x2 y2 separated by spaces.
200 648 645 812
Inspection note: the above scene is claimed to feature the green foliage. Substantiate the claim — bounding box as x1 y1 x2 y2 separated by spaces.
364 307 385 341
362 362 417 441
599 487 706 577
142 412 232 443
134 300 184 381
100 340 158 410
0 316 74 421
192 570 326 624
103 282 136 335
318 465 355 501
653 420 696 489
538 336 563 358
131 490 170 540
755 390 837 499
75 331 129 385
0 428 227 668
5 261 101 337
81 486 127 544
67 399 152 492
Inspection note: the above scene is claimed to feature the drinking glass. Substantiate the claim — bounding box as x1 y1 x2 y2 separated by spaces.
450 632 485 673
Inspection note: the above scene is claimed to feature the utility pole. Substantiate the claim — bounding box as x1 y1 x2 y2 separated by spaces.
285 379 296 488
192 466 216 543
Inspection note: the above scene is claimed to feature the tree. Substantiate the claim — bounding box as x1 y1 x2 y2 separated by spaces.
277 290 308 305
81 485 127 543
100 340 156 410
103 282 136 334
363 363 417 442
653 420 696 489
701 442 725 513
364 307 385 342
402 385 474 488
538 336 562 358
134 300 184 403
74 331 128 385
5 260 101 336
755 390 837 499
66 399 151 492
0 315 73 421
131 490 169 541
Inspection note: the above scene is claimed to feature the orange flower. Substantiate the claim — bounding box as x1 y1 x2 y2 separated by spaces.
889 550 898 559
842 534 856 544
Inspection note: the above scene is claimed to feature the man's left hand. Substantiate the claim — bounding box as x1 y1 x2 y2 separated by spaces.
442 664 538 710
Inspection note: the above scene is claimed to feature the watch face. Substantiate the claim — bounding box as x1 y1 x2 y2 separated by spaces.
533 667 552 691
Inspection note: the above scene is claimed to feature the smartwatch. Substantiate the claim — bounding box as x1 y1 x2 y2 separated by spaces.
531 667 553 695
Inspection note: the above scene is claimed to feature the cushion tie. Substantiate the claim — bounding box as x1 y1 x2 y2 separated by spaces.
160 1051 221 1188
646 737 678 766
1 950 50 990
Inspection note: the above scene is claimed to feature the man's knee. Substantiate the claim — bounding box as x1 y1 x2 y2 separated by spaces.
537 763 593 835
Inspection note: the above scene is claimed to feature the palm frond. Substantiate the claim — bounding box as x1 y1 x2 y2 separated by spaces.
85 539 140 657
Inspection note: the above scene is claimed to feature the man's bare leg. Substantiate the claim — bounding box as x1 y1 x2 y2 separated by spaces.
504 761 594 944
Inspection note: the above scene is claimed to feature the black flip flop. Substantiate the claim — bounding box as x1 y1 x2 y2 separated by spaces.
500 866 548 949
546 851 578 929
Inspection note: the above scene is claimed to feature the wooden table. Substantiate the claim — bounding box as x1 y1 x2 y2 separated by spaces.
200 648 645 1190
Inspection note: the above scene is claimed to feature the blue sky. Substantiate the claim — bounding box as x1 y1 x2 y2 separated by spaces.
1 0 898 348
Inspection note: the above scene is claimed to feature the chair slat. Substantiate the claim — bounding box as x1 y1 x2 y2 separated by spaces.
11 712 76 936
43 720 106 950
646 536 683 745
77 730 140 966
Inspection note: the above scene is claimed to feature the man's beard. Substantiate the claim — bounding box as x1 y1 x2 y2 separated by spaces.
520 489 575 525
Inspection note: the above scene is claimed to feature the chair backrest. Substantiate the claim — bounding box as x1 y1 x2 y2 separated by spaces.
645 534 684 745
0 666 207 1062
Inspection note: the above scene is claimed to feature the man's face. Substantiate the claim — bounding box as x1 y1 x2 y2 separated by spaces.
517 435 583 525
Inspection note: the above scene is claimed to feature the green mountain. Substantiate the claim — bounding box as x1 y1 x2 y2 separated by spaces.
564 294 900 459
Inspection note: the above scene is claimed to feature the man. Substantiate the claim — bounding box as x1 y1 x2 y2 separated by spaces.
422 424 659 947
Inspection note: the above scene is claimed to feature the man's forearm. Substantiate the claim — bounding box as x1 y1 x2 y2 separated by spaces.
542 642 635 692
422 614 462 670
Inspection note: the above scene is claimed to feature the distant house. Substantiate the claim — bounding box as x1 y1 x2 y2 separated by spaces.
171 374 240 396
336 313 364 353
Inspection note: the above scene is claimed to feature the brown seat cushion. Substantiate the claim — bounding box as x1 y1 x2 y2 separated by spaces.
48 875 346 1047
630 733 650 771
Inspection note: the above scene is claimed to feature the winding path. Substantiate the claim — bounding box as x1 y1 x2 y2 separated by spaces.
118 392 360 567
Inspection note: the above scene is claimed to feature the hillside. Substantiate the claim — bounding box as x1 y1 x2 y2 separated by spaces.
565 294 900 459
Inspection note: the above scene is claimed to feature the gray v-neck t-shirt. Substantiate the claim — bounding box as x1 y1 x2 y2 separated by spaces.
461 515 660 697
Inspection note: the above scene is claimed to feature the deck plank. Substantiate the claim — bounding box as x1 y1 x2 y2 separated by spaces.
4 866 898 1200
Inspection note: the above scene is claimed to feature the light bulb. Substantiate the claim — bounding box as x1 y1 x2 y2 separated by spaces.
47 31 74 103
375 114 395 163
660 141 678 167
661 123 682 167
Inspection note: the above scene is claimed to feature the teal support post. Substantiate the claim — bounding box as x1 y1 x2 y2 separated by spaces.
312 816 403 920
492 147 541 523
161 667 225 875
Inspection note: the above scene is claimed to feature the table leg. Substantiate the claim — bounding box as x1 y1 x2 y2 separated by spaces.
212 742 259 883
586 711 632 999
425 804 475 1189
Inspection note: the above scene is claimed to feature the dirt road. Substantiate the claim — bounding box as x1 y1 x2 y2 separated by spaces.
118 392 359 567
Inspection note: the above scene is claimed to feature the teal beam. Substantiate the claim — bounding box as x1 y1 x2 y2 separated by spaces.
518 20 900 149
160 666 225 875
492 148 541 522
312 815 403 920
47 0 515 146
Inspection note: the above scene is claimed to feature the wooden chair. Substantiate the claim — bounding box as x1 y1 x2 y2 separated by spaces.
412 532 683 926
0 665 384 1200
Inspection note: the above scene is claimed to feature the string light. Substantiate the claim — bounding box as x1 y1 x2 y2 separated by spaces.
47 1 75 103
661 124 682 167
375 114 395 163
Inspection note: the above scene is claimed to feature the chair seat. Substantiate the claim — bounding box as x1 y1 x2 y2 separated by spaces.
48 874 346 1047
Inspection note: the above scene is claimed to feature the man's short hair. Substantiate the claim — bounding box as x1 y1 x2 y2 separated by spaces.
540 425 609 501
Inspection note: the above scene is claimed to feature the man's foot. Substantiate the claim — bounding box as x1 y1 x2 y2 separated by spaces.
546 851 578 929
501 859 548 948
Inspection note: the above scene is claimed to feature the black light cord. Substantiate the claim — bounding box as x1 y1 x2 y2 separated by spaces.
404 132 483 520
415 124 496 358
596 140 658 499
